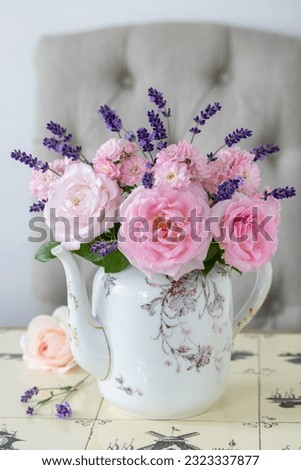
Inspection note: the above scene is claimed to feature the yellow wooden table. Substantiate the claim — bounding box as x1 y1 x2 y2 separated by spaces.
0 329 300 450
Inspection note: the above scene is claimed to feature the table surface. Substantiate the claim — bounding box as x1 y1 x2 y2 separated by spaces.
0 329 301 450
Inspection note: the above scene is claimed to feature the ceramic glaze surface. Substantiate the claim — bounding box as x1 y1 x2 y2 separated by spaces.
52 246 272 419
95 266 232 418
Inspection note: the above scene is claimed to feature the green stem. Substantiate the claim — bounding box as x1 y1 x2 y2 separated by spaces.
212 144 226 158
48 168 62 177
80 153 93 167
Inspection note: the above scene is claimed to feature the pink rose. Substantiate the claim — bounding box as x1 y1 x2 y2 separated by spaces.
211 194 280 272
94 138 124 162
21 306 77 373
154 160 190 189
119 155 146 186
200 146 261 196
30 158 68 199
118 184 212 279
154 140 206 184
93 156 120 180
44 163 121 250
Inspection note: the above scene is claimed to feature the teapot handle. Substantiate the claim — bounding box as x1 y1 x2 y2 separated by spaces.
233 262 272 336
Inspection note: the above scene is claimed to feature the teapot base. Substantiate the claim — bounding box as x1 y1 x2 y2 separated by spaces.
98 380 224 419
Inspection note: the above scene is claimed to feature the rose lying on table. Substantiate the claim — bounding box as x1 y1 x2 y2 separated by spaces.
20 306 91 419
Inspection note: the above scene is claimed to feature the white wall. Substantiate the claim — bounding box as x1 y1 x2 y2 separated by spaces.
1 0 300 326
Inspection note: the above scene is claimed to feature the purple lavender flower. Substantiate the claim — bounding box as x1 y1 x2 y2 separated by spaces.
142 172 153 189
224 128 252 147
211 176 244 202
207 152 217 162
156 141 167 150
250 143 280 161
46 121 72 141
26 406 35 416
43 137 63 153
137 128 154 153
147 110 167 142
148 87 171 117
145 161 154 169
21 387 39 403
11 150 49 172
124 130 136 142
190 102 221 135
61 143 82 161
29 199 48 213
264 186 296 200
90 241 118 257
55 402 72 419
98 104 122 133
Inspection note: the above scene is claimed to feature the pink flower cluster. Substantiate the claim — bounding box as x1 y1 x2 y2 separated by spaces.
28 134 283 276
93 138 145 186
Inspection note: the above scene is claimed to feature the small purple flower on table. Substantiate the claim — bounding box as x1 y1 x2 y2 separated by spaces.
55 402 72 419
21 386 39 403
26 406 35 415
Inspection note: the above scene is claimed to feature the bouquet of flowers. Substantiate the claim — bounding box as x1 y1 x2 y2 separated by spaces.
11 88 295 279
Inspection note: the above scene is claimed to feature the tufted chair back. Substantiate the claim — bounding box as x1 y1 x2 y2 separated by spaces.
33 23 301 329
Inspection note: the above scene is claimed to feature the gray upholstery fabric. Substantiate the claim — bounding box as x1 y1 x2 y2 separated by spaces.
33 23 301 329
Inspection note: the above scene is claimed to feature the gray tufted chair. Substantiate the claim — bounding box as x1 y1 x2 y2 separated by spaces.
33 23 301 330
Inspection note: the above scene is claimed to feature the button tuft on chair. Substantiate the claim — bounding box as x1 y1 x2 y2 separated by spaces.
118 71 134 89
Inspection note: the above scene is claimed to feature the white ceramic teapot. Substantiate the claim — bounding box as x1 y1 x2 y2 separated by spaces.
52 245 272 419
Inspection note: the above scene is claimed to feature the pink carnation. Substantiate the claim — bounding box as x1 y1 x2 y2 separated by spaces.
119 155 146 186
210 194 280 272
118 184 212 279
154 140 205 185
93 156 120 180
154 160 190 189
44 163 121 250
200 146 261 196
94 138 124 162
20 306 77 374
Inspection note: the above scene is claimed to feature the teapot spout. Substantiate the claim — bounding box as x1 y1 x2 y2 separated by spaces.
51 245 110 380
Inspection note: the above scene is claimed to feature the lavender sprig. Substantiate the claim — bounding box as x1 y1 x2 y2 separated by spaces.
11 150 49 172
55 402 72 419
190 103 222 142
148 87 171 117
211 176 244 203
224 128 252 147
61 143 82 161
20 387 39 403
29 199 48 213
147 110 167 149
43 121 83 162
90 241 118 257
98 104 123 134
250 143 280 161
142 172 153 189
21 375 90 418
46 121 72 141
137 128 154 153
264 186 296 200
124 130 136 142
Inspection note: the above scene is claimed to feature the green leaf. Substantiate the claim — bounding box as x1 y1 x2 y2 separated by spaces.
101 250 130 273
202 252 221 276
74 243 130 273
35 242 60 263
204 241 220 261
73 242 105 266
202 244 225 276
